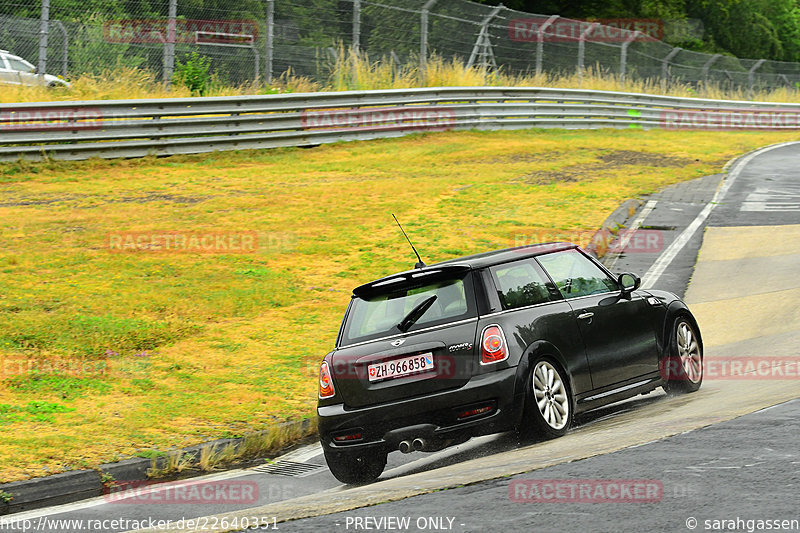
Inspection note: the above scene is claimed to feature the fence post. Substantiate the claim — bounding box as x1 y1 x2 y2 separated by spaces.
38 0 50 80
53 20 68 78
661 46 681 91
701 53 721 86
467 4 504 70
253 46 260 82
577 22 599 82
536 15 558 77
163 0 177 85
353 0 361 51
748 59 765 93
420 0 438 81
619 30 641 84
265 0 274 85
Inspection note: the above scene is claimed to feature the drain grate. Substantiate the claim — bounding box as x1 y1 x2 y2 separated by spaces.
251 460 325 477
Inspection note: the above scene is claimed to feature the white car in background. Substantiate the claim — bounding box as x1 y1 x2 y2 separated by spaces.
0 49 70 88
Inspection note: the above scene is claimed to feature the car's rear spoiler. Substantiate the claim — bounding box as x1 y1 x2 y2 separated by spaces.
352 264 471 298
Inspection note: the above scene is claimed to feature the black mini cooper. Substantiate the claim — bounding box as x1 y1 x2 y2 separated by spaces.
317 243 703 483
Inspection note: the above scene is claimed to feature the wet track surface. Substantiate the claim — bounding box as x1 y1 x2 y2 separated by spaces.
275 399 800 533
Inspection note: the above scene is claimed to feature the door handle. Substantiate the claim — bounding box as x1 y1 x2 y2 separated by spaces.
577 312 594 320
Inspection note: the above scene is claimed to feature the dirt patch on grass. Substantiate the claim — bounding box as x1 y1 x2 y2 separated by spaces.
516 150 695 185
0 193 212 208
517 166 596 185
598 150 694 167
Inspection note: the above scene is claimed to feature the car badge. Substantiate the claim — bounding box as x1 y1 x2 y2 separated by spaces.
391 339 406 347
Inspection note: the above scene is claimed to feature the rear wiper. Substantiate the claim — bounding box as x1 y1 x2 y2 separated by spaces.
397 295 438 333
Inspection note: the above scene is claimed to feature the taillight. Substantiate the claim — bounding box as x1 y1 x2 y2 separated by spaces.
481 325 508 364
457 404 495 420
319 361 335 398
333 432 363 442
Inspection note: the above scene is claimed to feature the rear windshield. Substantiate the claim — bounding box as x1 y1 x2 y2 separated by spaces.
340 273 476 345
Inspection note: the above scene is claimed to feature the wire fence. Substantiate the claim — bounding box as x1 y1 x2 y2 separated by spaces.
4 0 800 92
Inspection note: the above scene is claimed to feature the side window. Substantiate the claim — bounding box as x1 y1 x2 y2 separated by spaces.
537 250 618 299
0 57 9 70
490 260 553 310
6 58 34 73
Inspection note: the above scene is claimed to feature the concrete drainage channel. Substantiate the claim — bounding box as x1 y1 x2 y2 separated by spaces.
0 419 315 515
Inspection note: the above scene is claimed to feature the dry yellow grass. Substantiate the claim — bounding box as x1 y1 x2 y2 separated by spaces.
4 49 800 103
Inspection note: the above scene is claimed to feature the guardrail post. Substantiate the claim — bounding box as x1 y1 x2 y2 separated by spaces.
467 4 504 70
619 30 642 84
420 0 438 81
701 53 721 86
577 22 599 82
38 0 50 80
661 46 681 91
353 0 361 51
536 15 558 77
162 0 177 85
265 0 274 85
748 59 766 94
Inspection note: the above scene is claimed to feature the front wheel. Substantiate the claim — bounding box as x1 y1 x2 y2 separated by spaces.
519 357 573 441
323 447 386 484
662 317 703 394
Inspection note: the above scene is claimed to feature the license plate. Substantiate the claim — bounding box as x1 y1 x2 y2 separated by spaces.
368 352 434 382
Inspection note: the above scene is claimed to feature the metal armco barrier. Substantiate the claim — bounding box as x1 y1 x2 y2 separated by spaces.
2 86 800 161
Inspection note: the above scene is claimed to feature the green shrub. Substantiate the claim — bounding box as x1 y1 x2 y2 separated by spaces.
173 52 212 95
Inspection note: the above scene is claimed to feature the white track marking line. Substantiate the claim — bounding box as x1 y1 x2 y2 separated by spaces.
605 199 658 272
641 141 800 289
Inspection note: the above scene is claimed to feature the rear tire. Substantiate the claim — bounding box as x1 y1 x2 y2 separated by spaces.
519 357 572 441
662 317 703 394
323 447 386 484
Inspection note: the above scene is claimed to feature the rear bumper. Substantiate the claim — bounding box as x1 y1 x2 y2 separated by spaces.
318 366 521 453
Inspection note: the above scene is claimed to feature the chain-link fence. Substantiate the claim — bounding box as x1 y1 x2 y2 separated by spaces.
3 0 800 92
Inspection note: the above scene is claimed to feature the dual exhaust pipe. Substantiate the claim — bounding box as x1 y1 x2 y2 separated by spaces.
398 438 426 454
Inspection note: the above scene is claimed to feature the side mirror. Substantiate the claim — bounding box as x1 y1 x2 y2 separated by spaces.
618 272 640 294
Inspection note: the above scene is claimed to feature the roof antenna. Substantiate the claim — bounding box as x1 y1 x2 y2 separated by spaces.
392 214 426 269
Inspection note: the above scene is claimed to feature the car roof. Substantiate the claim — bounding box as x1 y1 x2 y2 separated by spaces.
432 241 578 269
352 241 578 296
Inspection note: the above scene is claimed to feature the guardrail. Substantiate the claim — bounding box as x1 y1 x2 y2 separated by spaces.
2 87 800 161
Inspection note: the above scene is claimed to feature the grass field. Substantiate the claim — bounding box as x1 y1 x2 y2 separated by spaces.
1 128 799 483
